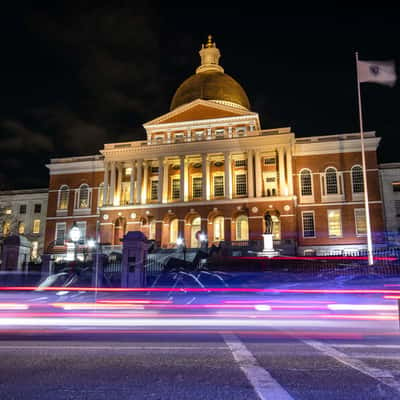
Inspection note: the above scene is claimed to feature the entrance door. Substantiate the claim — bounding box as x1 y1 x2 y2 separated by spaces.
190 217 201 248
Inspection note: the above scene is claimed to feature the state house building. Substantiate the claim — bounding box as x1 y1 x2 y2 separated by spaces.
45 36 384 258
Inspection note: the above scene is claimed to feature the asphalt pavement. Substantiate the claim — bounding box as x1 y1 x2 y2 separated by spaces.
1 332 400 400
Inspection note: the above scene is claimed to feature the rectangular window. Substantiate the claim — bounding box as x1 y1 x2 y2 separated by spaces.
34 204 42 213
151 180 158 200
192 177 202 199
393 182 400 192
354 208 367 235
174 133 184 143
264 157 276 165
55 223 66 245
236 127 246 137
236 174 247 196
327 209 342 237
18 222 25 235
395 200 400 217
5 208 12 215
266 177 276 182
195 131 204 141
302 212 315 238
2 221 11 236
214 176 224 197
32 219 41 234
154 136 163 144
19 205 27 214
215 129 225 139
172 178 180 200
234 159 247 167
151 166 159 174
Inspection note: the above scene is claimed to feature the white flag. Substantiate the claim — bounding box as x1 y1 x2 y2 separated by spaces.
358 60 397 87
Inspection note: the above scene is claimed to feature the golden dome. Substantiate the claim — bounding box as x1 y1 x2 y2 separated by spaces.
170 36 250 111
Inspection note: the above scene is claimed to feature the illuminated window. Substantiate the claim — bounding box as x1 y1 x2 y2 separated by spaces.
236 215 249 241
19 204 27 214
32 219 41 234
78 184 89 208
300 169 313 196
170 219 178 244
214 216 225 241
214 175 224 197
18 222 25 234
192 177 202 199
58 185 69 210
149 219 156 240
302 212 315 238
236 174 247 196
234 159 247 167
2 221 11 236
5 208 12 215
34 204 41 213
150 180 158 200
351 165 364 193
195 131 204 141
354 208 367 236
325 168 338 194
55 222 66 245
264 157 276 165
31 241 38 259
327 209 342 237
125 167 132 176
172 178 180 200
154 136 163 144
174 133 184 143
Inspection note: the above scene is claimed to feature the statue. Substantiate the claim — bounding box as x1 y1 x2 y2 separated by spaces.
264 212 273 235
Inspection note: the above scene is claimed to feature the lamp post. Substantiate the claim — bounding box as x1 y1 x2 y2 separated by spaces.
176 237 186 262
199 232 207 249
69 222 81 262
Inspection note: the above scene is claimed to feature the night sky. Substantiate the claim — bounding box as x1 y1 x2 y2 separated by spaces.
0 3 399 189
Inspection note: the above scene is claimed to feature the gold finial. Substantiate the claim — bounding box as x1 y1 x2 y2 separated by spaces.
206 35 213 48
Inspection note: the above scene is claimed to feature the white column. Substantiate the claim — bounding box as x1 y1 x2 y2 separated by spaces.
286 146 294 196
158 157 164 203
247 150 254 198
184 158 189 201
224 152 232 199
137 160 143 204
162 159 169 203
255 151 262 197
109 161 116 206
117 163 123 205
278 147 287 196
103 161 109 206
180 156 185 202
202 153 208 200
129 160 135 204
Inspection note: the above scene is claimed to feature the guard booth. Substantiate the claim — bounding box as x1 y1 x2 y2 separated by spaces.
121 231 148 287
1 235 31 271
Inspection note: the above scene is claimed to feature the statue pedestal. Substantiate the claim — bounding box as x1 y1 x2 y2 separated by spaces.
257 234 280 258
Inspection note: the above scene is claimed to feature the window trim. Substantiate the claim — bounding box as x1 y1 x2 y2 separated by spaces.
350 165 364 198
302 210 316 238
54 222 67 246
354 208 367 236
299 168 314 199
234 171 247 197
327 209 343 238
212 173 225 198
57 185 69 211
191 175 203 200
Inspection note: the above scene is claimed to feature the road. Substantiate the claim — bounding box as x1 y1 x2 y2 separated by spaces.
1 331 400 400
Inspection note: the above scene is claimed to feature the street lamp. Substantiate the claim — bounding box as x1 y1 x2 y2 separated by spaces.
199 232 207 249
176 237 186 262
69 222 81 262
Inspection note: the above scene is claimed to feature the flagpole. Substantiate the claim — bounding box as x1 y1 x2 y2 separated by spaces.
355 51 374 266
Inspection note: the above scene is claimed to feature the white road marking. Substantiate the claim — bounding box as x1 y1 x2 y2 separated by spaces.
0 345 227 351
304 340 400 393
328 343 400 349
222 333 294 400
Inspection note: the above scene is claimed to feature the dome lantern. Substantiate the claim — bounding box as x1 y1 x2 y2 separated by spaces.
196 35 224 74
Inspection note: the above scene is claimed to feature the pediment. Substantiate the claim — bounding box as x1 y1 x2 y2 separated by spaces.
144 99 257 127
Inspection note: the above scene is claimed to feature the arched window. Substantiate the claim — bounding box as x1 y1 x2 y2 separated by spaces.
58 185 69 210
236 215 249 241
214 216 225 241
351 165 364 193
78 184 89 208
98 183 104 207
325 167 338 194
149 218 156 240
190 217 201 247
170 219 178 244
300 169 313 196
